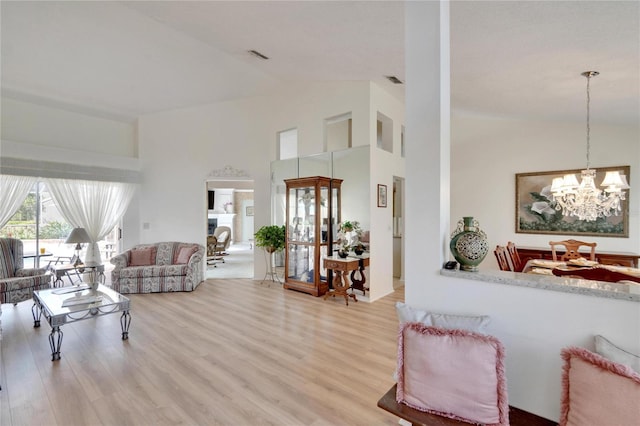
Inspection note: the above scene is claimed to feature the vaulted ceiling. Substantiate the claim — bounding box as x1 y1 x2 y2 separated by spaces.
1 1 638 126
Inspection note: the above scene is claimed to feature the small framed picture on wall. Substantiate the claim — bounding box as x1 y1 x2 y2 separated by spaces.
377 184 387 208
246 206 254 217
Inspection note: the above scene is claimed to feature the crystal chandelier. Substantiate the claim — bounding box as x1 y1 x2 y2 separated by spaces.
551 71 629 222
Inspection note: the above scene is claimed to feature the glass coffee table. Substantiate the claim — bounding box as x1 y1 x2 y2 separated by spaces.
32 284 131 361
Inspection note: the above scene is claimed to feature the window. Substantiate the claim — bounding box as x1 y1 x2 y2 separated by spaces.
324 112 352 152
376 111 393 153
278 128 298 160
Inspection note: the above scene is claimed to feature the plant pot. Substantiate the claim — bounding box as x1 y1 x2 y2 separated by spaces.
354 248 364 256
338 250 349 258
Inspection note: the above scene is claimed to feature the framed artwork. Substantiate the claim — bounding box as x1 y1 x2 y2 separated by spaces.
377 184 388 208
515 165 630 237
246 206 254 217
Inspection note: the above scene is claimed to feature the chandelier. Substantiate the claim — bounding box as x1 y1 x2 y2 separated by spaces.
550 71 629 222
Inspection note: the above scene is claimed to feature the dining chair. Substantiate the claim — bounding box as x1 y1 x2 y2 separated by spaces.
494 245 512 271
549 239 597 262
506 241 523 272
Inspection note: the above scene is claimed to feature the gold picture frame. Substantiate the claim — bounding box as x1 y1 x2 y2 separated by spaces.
515 165 630 237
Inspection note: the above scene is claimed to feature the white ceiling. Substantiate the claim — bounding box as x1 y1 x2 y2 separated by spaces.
1 1 638 126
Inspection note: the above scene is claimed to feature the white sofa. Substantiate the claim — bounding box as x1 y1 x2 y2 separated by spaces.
110 241 204 294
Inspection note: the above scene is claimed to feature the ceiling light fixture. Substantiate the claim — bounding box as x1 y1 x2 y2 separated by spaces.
551 71 629 222
385 75 403 84
248 50 269 60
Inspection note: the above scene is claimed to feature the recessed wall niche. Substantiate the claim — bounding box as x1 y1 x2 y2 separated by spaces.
377 111 393 153
324 112 352 152
278 128 298 160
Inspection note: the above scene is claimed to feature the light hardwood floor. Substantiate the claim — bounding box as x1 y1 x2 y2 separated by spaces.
1 279 403 425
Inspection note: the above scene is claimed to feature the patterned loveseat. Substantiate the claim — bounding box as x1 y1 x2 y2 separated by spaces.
110 242 205 294
0 238 52 305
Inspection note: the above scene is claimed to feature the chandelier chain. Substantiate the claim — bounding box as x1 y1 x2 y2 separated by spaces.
586 72 591 169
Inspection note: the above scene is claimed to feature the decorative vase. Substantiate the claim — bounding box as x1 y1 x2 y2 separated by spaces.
354 247 364 256
338 249 349 258
449 216 489 271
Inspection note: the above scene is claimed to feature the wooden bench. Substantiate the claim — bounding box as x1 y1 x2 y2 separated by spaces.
377 384 557 426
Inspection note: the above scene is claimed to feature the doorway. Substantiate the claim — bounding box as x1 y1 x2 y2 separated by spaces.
393 176 405 281
205 179 254 279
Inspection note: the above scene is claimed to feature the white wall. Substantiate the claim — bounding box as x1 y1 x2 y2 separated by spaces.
452 111 640 271
369 82 406 300
405 2 640 421
136 81 383 281
137 96 273 254
1 97 136 158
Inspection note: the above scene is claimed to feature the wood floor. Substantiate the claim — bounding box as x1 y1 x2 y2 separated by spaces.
0 279 404 425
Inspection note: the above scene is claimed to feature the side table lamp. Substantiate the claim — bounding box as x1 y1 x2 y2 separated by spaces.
65 227 91 267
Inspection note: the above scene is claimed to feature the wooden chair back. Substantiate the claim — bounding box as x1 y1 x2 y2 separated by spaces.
494 245 512 271
206 236 218 257
549 239 597 261
506 242 523 272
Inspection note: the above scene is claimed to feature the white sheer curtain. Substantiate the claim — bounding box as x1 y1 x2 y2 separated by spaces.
46 178 136 263
0 174 37 229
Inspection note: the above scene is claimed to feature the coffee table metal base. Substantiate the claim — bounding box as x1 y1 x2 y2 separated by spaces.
32 284 131 361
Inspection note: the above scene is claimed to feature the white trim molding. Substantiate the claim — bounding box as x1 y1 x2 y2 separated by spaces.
206 165 251 180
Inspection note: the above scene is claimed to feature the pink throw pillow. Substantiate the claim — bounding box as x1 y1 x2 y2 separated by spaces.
175 246 197 264
129 248 156 266
560 346 640 426
396 323 508 426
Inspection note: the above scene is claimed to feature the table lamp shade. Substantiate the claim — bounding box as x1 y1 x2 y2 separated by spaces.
65 227 91 266
65 227 91 246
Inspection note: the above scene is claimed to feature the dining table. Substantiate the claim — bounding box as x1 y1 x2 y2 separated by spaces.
523 258 640 283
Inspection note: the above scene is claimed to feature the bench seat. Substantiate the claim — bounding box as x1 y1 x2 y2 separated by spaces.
378 384 557 426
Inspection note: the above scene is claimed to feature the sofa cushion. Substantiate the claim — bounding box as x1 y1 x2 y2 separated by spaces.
156 242 177 265
594 335 640 373
396 323 508 426
0 239 16 279
560 346 640 426
175 245 198 264
395 302 490 332
118 264 189 278
130 247 157 266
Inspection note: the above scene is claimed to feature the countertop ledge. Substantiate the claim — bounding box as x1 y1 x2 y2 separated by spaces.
440 268 640 303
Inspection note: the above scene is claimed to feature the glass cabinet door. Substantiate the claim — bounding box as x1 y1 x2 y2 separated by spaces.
284 176 342 296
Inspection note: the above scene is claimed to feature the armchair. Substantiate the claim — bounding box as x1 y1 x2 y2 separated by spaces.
213 226 231 253
0 238 52 305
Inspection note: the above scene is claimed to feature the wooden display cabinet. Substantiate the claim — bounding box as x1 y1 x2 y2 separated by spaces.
284 176 342 296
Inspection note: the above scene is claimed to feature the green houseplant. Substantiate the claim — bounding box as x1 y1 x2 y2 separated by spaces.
254 225 286 253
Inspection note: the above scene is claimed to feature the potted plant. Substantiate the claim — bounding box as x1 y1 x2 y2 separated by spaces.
254 225 286 253
337 220 363 257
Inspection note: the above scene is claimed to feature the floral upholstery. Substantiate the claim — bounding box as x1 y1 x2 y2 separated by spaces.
0 238 52 305
110 242 204 294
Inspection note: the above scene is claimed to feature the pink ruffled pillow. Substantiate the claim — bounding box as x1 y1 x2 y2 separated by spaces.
560 346 640 426
175 246 197 264
396 323 508 426
129 247 156 266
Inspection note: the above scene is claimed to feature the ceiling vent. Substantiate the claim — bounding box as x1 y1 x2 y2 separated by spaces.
248 50 269 60
385 75 403 84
